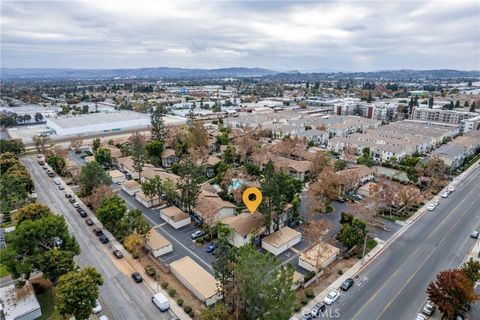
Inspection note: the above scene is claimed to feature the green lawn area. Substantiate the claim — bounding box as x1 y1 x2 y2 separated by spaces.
381 214 410 222
35 286 62 320
0 264 10 277
366 239 377 252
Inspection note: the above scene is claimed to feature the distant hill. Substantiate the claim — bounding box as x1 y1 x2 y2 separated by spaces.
0 67 277 80
1 67 478 80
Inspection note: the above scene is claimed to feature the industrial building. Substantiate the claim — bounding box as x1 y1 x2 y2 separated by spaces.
46 111 186 136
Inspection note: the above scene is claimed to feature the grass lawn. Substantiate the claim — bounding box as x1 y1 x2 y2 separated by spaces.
35 285 62 320
381 214 410 222
366 239 377 252
0 264 10 278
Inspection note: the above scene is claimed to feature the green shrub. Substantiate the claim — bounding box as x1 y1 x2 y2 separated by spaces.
304 271 316 282
189 311 194 317
325 205 334 213
184 306 192 313
301 297 309 305
305 289 315 299
338 269 343 275
176 299 184 306
161 282 169 289
168 289 176 297
294 304 302 311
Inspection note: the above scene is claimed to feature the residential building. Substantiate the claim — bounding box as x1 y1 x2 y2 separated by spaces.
261 227 302 256
160 149 179 168
145 229 173 258
221 211 265 247
0 282 42 320
121 180 141 196
298 242 340 273
411 107 478 125
159 206 191 229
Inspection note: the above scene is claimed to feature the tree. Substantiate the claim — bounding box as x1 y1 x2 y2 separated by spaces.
56 267 104 320
78 161 112 195
427 269 478 319
96 195 128 232
34 112 44 122
123 233 144 257
32 135 48 153
116 209 150 241
3 215 80 281
200 303 232 320
94 147 112 167
186 121 209 149
233 246 296 320
177 160 201 213
455 100 460 108
92 138 101 152
142 176 163 206
357 147 375 167
338 217 367 249
150 106 166 143
145 140 164 166
309 166 340 212
304 220 331 282
334 160 348 171
212 226 236 292
460 258 480 284
428 97 434 108
0 139 25 155
47 155 66 174
131 133 146 179
223 145 236 164
14 203 53 225
162 178 177 205
88 184 114 211
469 101 476 112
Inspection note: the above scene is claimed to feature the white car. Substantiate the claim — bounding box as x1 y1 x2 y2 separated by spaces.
99 316 109 320
422 300 435 316
441 191 449 198
416 313 427 320
426 202 438 211
448 185 455 192
92 300 102 314
323 290 340 305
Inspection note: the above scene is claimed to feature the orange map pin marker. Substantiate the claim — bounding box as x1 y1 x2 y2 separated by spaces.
242 187 262 214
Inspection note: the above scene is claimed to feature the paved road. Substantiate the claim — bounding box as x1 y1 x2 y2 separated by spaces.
333 164 480 320
22 156 171 320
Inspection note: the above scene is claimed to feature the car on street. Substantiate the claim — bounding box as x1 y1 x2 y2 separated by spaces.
42 166 47 170
93 228 103 236
416 313 427 320
299 315 312 320
448 185 456 193
113 250 123 259
92 300 102 314
426 201 438 211
85 218 94 226
65 193 73 199
131 272 143 283
470 231 479 239
72 202 80 208
79 211 87 218
441 191 449 198
191 230 206 240
99 316 109 320
47 172 55 177
310 302 326 317
323 290 340 305
340 278 354 291
206 242 218 253
422 300 435 316
99 235 109 244
58 185 65 190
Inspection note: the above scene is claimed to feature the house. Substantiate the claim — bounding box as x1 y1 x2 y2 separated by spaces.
108 169 126 184
161 149 179 168
205 156 221 178
356 181 380 198
298 242 340 273
121 180 142 196
192 186 236 225
221 211 265 247
261 227 302 256
141 166 180 185
335 165 375 193
145 229 173 258
251 153 312 181
117 156 138 179
169 256 222 306
135 191 161 208
160 206 191 229
0 282 42 320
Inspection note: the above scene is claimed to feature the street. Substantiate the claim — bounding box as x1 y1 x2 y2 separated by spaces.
333 164 480 320
22 156 172 320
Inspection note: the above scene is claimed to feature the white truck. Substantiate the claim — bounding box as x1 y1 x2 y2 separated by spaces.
151 293 170 312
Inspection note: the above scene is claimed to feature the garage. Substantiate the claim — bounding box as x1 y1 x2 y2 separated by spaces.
160 206 191 229
261 227 302 256
145 229 173 258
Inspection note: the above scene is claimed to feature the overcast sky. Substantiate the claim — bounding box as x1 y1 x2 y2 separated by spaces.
1 0 479 71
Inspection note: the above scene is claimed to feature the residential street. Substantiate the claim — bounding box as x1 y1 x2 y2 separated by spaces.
22 156 171 320
333 164 480 320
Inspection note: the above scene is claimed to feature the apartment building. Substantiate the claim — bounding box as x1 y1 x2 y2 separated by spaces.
411 107 478 125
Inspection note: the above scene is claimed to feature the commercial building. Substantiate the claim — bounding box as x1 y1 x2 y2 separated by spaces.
262 227 302 256
145 229 173 258
46 111 186 136
169 256 222 306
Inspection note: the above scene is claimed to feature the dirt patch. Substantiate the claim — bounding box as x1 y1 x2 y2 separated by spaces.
138 255 205 317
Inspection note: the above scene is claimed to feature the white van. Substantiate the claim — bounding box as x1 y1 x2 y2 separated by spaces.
151 293 170 311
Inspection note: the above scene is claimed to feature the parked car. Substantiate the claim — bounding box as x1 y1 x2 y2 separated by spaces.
68 198 75 203
299 315 312 320
441 191 449 198
426 202 438 211
99 316 109 320
92 300 102 314
113 250 123 259
340 278 354 291
72 202 80 208
470 231 479 239
151 293 170 311
99 235 109 244
79 211 87 218
323 290 340 305
145 265 156 277
206 242 218 253
85 218 94 226
191 230 206 240
448 185 456 193
131 272 143 283
416 313 427 320
47 172 55 177
42 166 47 170
65 193 73 198
422 300 435 316
93 228 103 236
58 185 65 190
310 302 326 317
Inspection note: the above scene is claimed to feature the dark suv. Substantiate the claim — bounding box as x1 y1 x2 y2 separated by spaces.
131 272 143 283
92 228 103 236
340 278 354 291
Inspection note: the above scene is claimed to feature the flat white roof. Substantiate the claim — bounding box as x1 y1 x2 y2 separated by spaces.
47 111 149 128
0 283 40 320
262 227 302 248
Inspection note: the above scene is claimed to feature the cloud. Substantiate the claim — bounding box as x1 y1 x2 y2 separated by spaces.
1 0 479 71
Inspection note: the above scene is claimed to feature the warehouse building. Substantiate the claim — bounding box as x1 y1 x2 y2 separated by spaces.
46 111 186 136
169 256 222 306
